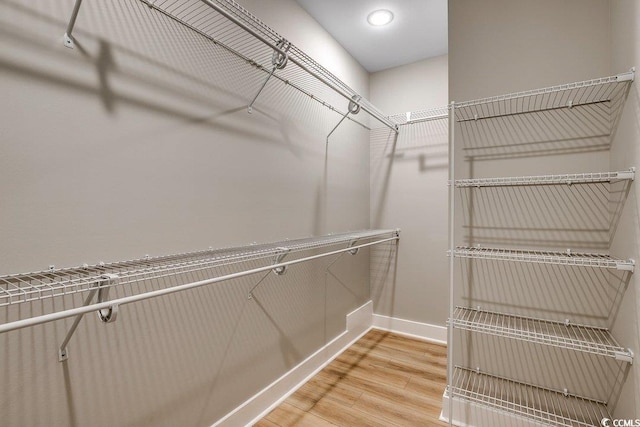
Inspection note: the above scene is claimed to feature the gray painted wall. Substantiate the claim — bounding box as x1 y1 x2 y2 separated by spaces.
610 0 640 417
369 55 450 326
0 0 378 425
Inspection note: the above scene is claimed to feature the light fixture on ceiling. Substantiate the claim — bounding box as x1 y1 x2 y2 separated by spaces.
367 9 394 27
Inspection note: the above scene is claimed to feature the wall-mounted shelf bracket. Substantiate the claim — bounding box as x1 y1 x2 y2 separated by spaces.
617 167 636 181
63 0 84 49
617 68 635 82
272 247 291 275
247 247 292 299
248 38 291 113
614 349 634 364
348 239 360 255
58 273 119 361
326 95 362 143
618 259 635 272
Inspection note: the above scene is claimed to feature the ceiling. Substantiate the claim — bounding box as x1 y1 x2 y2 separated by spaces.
295 0 448 73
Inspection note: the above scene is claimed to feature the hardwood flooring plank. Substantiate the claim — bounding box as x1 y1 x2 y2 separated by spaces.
286 376 362 412
352 392 440 427
306 398 392 427
323 358 411 388
316 368 443 415
257 330 448 427
352 339 439 368
406 375 447 398
253 418 281 427
262 403 337 427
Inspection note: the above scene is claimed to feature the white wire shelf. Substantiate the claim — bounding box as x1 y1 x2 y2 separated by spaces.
454 246 635 272
452 307 633 362
455 168 635 188
0 229 398 309
388 106 450 126
64 0 395 132
445 366 611 427
454 70 634 122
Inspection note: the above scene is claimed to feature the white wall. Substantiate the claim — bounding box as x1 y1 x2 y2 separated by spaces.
0 0 378 425
610 0 640 417
369 55 449 328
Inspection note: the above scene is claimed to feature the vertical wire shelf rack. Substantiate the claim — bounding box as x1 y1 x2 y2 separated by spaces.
445 70 636 427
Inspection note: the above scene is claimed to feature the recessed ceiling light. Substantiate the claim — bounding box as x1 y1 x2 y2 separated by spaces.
367 9 394 26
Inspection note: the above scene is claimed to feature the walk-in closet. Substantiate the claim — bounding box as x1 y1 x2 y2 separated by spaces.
1 1 639 426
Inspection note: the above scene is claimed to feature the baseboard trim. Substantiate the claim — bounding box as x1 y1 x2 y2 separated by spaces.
213 301 373 427
372 314 447 344
441 392 544 427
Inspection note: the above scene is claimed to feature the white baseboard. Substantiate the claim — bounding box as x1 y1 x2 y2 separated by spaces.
441 392 545 427
213 301 373 427
372 313 447 344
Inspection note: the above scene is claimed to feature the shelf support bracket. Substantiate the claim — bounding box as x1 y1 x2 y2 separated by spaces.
271 247 291 276
247 247 291 299
348 239 360 255
326 95 362 144
617 167 636 181
614 349 634 364
58 274 119 361
617 259 635 272
63 0 84 49
248 39 290 113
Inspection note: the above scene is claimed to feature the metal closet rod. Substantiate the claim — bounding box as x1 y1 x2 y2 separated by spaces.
0 235 399 335
63 0 397 133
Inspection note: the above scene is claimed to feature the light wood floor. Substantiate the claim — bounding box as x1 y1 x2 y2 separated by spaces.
255 329 448 427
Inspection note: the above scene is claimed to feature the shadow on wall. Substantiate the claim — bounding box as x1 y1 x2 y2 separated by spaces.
0 0 358 152
370 239 400 317
370 116 448 229
459 179 633 251
457 92 627 161
392 118 449 172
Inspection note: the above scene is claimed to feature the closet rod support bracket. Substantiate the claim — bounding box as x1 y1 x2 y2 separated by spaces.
63 0 84 49
348 240 359 255
63 33 75 49
326 95 362 143
272 247 291 275
247 247 292 299
248 39 290 113
58 274 119 361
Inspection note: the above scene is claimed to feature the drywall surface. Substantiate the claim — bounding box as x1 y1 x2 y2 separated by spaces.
369 55 450 327
370 55 448 114
449 0 620 423
610 0 640 418
0 0 381 426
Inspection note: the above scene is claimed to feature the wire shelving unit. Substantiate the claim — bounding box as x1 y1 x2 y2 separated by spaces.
454 71 634 124
455 168 635 188
446 70 636 426
453 246 635 272
0 229 400 359
389 105 450 127
0 229 395 309
62 0 396 136
452 307 633 362
445 367 612 427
